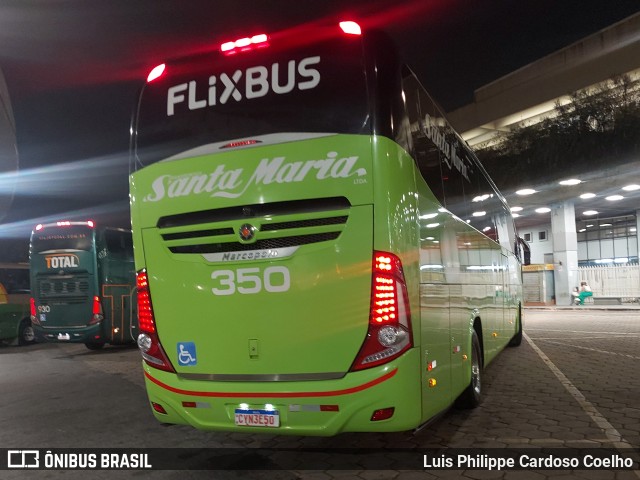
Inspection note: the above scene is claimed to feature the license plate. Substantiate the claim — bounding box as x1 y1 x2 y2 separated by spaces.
57 333 71 340
234 409 280 428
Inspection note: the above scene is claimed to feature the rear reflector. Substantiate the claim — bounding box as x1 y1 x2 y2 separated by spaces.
371 407 394 421
320 405 340 412
151 402 167 415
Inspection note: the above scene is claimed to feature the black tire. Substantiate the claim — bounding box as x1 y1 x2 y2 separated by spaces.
18 319 36 346
508 306 523 347
456 330 483 409
85 342 105 350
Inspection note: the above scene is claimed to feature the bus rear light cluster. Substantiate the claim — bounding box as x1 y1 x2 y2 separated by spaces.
29 297 40 325
89 295 103 325
136 270 175 372
34 220 95 231
136 271 155 334
350 252 413 371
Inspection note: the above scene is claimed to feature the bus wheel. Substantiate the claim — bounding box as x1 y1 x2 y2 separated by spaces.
85 342 105 350
18 319 36 345
456 331 483 409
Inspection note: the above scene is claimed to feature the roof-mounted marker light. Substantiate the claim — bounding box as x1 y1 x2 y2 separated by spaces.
35 224 43 231
339 21 362 35
147 63 166 83
220 34 269 55
220 139 261 149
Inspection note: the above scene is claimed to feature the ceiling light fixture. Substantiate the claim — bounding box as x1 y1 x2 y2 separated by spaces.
510 206 523 212
605 195 624 201
622 184 640 191
535 207 551 213
559 179 581 186
516 188 537 196
583 210 599 216
580 193 596 199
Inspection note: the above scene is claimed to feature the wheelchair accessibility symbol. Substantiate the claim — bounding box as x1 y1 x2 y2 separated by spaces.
177 342 197 366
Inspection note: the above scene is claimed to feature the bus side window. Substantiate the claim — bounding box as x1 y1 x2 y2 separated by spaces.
104 230 134 261
465 162 499 241
402 72 446 206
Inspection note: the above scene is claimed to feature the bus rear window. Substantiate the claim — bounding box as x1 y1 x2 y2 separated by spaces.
133 33 370 166
31 226 93 253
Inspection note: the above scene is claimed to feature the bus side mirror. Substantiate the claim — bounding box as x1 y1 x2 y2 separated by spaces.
517 236 531 266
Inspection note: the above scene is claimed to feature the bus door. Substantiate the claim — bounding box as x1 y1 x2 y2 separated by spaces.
97 229 136 344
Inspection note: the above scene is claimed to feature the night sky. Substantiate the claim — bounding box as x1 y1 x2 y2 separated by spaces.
1 0 639 246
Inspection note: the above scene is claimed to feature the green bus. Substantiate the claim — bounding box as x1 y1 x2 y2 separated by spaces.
129 21 528 435
29 221 137 350
0 263 35 346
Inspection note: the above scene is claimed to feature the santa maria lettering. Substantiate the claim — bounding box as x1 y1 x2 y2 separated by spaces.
410 113 470 182
144 151 367 202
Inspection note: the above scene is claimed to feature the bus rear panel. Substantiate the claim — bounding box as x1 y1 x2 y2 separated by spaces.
30 222 102 344
30 222 136 349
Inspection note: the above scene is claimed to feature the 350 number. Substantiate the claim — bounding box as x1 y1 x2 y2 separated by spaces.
211 266 290 296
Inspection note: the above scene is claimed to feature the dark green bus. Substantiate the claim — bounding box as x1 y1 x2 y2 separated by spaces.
29 221 137 350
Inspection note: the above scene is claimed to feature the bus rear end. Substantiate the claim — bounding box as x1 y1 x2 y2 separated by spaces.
130 22 420 435
29 221 105 348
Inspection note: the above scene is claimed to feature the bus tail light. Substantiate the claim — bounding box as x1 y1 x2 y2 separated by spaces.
220 34 269 56
30 297 40 325
147 64 166 83
350 252 413 371
339 21 362 35
136 270 175 373
89 295 103 325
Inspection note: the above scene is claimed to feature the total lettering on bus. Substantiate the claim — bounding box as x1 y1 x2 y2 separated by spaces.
129 21 530 435
29 221 137 350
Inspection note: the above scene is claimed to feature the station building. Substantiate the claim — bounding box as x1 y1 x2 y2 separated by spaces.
447 13 640 305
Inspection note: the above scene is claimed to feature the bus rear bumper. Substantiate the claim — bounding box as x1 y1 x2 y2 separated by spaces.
141 349 422 436
33 324 103 344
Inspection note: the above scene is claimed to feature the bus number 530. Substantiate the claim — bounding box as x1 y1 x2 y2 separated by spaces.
211 266 291 295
